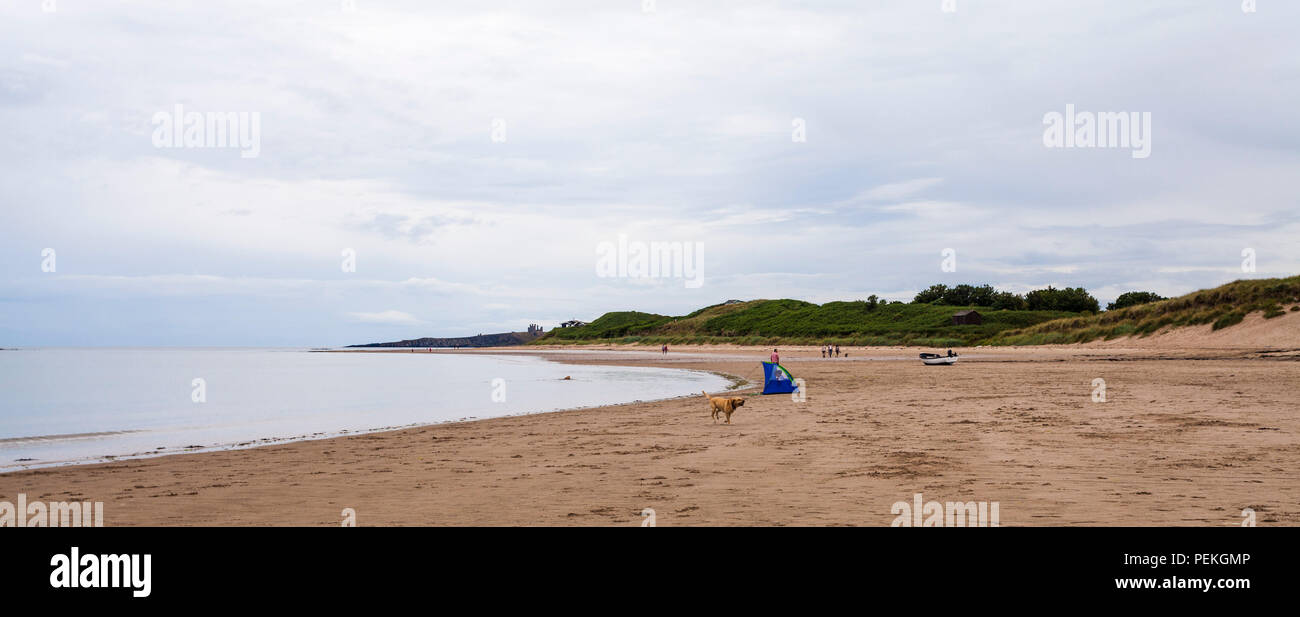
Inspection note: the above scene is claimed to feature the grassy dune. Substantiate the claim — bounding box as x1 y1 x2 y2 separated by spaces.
537 277 1300 347
537 299 1076 347
988 276 1300 345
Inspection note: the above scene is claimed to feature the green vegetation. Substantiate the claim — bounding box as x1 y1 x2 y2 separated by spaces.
538 298 1076 346
1212 311 1245 330
1024 286 1100 312
1107 291 1166 311
912 283 1099 312
989 276 1300 345
548 311 673 339
537 276 1300 347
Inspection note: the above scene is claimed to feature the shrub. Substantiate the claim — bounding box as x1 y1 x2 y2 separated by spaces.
1212 312 1245 330
1107 291 1167 311
1025 286 1100 312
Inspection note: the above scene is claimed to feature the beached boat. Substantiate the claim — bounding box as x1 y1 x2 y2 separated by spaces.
919 352 958 365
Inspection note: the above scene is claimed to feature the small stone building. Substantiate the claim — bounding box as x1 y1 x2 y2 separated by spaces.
952 310 983 325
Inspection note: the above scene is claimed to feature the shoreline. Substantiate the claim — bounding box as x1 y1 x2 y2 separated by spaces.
0 350 749 474
1 344 1297 526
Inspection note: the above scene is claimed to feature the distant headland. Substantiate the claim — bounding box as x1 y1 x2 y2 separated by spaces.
347 324 546 348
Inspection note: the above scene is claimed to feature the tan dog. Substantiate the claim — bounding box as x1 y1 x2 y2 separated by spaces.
703 390 745 424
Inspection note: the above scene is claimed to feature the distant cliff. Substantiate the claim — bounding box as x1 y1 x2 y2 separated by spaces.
347 331 541 348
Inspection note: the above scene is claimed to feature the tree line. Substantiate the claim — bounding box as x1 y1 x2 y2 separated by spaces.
908 284 1164 313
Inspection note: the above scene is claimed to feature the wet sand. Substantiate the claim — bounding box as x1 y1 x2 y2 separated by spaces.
2 345 1297 526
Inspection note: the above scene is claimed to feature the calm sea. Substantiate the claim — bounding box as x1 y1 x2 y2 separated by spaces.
0 348 732 471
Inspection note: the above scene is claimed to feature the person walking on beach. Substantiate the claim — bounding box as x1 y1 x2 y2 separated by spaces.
835 344 840 357
770 348 780 363
820 346 826 358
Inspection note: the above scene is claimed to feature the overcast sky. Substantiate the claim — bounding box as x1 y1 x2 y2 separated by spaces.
2 1 1297 346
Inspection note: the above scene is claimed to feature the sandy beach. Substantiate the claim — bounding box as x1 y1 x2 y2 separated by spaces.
2 334 1297 527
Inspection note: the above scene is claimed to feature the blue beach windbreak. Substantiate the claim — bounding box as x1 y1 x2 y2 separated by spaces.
761 361 798 395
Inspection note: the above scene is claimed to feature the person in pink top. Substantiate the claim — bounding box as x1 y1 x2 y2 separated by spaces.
770 348 779 363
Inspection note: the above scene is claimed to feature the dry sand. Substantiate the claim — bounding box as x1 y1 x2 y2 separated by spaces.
2 344 1297 526
1086 307 1300 350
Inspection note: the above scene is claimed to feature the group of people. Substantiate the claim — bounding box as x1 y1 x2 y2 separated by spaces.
768 346 843 363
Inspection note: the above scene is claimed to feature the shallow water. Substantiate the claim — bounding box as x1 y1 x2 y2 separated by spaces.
0 348 733 471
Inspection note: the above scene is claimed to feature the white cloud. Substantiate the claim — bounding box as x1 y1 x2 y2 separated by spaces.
1 1 1297 345
847 178 945 204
